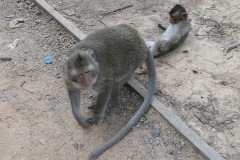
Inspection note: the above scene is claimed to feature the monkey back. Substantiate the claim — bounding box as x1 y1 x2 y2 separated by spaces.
71 24 147 81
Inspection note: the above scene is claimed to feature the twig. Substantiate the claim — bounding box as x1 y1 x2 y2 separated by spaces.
20 81 26 87
204 87 216 111
210 101 216 111
22 87 34 93
227 56 233 60
0 57 12 61
221 124 235 136
225 136 235 148
98 20 107 27
157 24 166 30
20 81 34 93
129 22 137 27
196 19 204 33
223 129 236 148
158 60 174 68
223 42 240 55
0 82 9 86
211 19 223 27
194 113 208 124
55 142 66 151
101 4 133 16
63 15 79 21
194 33 207 36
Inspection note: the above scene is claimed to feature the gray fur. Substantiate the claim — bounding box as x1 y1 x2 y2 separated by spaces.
62 24 156 159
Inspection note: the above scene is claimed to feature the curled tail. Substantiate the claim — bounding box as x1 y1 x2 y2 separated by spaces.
89 49 156 159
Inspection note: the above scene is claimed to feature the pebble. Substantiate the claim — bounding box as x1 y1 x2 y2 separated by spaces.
39 139 46 145
73 143 78 150
151 127 161 138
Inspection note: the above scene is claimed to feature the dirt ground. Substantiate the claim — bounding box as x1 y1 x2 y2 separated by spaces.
0 0 239 160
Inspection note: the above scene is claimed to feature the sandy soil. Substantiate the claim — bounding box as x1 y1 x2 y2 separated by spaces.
0 0 239 159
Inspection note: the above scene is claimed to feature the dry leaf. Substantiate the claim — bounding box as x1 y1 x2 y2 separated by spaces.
5 39 20 50
9 18 24 29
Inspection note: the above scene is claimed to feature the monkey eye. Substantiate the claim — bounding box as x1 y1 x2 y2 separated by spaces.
78 71 90 78
79 74 84 78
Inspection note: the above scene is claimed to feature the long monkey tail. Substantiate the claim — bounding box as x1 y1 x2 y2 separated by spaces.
89 48 156 160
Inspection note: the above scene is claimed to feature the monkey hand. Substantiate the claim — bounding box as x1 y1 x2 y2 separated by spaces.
159 41 169 52
75 119 91 128
87 113 105 125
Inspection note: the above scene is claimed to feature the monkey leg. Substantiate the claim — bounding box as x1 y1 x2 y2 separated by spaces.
107 85 121 107
88 86 120 121
87 82 113 124
88 88 120 111
152 40 168 58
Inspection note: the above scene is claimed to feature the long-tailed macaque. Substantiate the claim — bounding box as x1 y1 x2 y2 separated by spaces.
62 24 156 159
146 4 191 58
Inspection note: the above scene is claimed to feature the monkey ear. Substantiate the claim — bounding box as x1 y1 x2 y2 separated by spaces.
87 49 96 60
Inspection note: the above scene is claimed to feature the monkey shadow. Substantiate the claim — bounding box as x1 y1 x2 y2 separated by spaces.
107 84 143 122
83 84 144 143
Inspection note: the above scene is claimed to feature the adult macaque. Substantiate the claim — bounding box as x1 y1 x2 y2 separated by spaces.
62 24 156 159
146 4 191 58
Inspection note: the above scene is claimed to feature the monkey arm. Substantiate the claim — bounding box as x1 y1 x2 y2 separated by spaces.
68 87 90 127
93 79 113 123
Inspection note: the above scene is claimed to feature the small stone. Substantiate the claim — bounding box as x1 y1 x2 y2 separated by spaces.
73 143 78 150
151 127 161 138
192 70 198 73
221 154 228 158
39 139 46 145
36 11 42 16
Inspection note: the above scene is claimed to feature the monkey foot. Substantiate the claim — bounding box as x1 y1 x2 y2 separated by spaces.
86 117 97 125
88 104 96 111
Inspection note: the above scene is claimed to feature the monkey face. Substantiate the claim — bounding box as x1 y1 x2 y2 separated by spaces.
169 13 180 24
66 49 99 90
70 66 98 90
169 4 188 24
